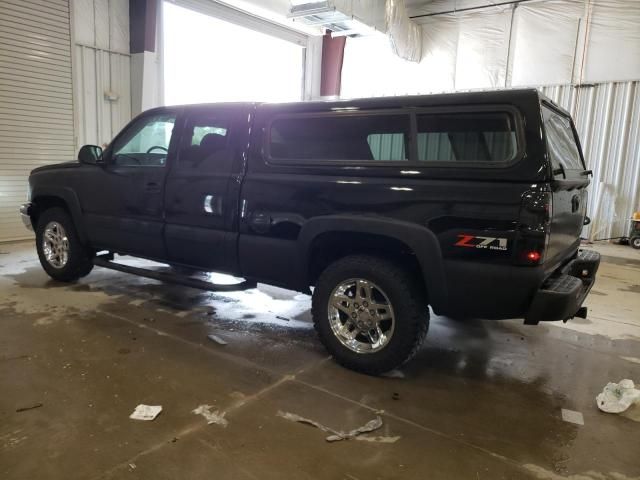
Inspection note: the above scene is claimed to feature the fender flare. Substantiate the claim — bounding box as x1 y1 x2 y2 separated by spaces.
298 215 447 311
31 185 88 244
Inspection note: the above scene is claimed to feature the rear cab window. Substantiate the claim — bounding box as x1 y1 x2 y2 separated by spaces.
541 104 585 175
267 108 521 165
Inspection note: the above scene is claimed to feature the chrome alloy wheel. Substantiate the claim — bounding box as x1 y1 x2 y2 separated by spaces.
42 221 69 269
328 278 395 354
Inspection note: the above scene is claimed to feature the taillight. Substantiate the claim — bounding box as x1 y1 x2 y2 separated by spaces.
517 188 552 265
526 251 542 263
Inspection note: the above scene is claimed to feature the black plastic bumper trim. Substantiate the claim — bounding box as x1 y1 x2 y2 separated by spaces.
524 249 600 324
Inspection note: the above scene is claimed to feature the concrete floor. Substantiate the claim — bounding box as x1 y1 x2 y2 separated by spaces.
1 241 639 480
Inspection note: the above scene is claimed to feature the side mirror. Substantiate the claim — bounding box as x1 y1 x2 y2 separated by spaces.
78 145 103 165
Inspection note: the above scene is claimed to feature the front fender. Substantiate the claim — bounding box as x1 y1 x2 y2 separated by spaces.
31 185 88 243
298 215 447 312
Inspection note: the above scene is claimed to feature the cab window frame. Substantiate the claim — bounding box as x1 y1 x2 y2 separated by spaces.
540 101 586 173
265 109 413 167
102 107 183 168
175 113 232 172
264 105 526 169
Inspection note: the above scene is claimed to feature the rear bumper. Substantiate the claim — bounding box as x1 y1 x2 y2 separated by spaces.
524 249 600 324
20 203 33 231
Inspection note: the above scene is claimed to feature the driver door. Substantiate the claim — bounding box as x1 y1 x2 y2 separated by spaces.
80 110 180 259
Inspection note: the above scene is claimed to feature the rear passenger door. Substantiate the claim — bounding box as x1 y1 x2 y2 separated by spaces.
164 107 249 272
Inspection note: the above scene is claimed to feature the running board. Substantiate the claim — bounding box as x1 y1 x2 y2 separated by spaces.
93 255 257 292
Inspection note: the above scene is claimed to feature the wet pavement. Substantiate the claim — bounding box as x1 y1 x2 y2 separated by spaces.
1 241 639 479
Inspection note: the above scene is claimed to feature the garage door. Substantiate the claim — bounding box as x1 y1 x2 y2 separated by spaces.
0 0 74 242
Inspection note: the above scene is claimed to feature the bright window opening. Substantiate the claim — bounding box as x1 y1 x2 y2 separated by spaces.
163 2 304 105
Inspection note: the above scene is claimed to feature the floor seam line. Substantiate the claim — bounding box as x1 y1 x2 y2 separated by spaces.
93 309 331 479
295 379 528 473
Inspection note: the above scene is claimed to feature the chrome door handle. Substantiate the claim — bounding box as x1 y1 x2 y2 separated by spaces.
204 194 222 215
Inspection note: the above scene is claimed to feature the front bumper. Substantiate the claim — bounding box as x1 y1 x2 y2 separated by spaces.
20 203 33 231
524 249 600 324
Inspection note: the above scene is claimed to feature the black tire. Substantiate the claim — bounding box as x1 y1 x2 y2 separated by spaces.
631 236 640 250
35 207 93 282
312 255 429 375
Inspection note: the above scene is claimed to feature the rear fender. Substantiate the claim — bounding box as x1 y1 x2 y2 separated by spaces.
298 215 447 312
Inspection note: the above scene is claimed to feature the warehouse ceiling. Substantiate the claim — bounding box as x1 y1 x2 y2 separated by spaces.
405 0 525 21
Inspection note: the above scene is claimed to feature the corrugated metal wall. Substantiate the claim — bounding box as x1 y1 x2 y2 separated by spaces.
72 0 131 149
73 45 131 148
541 81 640 239
0 0 75 242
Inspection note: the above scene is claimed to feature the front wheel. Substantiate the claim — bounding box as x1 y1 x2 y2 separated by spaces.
631 236 640 250
312 255 429 375
35 207 93 282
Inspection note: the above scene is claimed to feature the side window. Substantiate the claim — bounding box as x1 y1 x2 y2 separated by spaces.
416 112 517 163
270 114 410 162
542 105 584 171
178 115 230 171
111 113 176 167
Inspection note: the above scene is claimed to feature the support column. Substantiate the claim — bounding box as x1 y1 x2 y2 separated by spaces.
320 32 346 98
130 0 163 115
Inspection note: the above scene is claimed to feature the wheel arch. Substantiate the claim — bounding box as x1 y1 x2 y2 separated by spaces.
298 215 447 311
31 186 88 244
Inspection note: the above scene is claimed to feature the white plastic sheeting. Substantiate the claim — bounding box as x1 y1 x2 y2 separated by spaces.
385 0 422 62
541 82 640 239
72 0 131 148
454 8 510 90
344 0 640 96
583 0 640 83
509 1 584 86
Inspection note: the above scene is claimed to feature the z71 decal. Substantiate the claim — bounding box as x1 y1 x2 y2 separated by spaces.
455 235 509 251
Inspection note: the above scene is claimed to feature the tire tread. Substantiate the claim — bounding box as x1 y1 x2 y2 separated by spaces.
312 255 429 375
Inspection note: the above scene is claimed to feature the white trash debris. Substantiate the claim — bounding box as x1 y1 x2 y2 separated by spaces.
561 408 584 425
207 334 227 346
596 379 640 414
129 404 162 421
277 411 399 443
192 404 228 426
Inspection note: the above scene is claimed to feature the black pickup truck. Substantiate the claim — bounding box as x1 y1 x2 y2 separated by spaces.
21 89 599 374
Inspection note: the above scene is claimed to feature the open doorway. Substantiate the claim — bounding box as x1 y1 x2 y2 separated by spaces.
163 2 304 105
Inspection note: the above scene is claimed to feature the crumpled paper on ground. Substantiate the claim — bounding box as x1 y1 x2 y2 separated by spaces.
596 379 640 414
192 404 228 426
129 404 162 421
277 411 399 443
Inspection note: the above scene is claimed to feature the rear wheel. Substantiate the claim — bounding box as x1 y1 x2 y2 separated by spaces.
631 236 640 249
312 255 429 375
35 207 93 282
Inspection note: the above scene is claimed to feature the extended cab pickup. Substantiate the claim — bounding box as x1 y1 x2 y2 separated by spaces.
21 89 600 374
